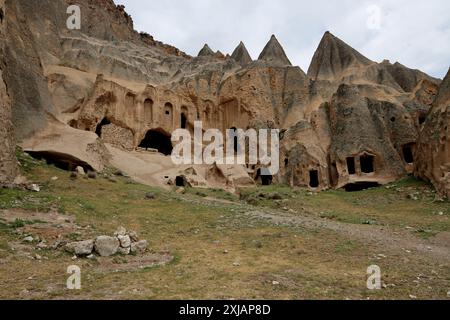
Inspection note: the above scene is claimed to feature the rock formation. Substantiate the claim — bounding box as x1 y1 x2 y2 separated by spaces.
308 31 372 82
198 44 215 57
0 0 447 195
258 35 292 66
0 0 18 185
231 42 253 66
415 68 450 198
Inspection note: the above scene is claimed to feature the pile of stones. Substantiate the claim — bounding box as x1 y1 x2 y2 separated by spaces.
65 226 148 258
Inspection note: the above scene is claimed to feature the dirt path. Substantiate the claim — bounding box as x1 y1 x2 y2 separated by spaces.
181 196 450 262
244 209 450 261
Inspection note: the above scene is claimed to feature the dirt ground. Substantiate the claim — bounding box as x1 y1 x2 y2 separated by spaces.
0 151 449 300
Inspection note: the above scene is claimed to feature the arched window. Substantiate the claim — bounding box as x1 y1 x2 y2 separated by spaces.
402 143 415 164
181 106 188 129
164 103 173 116
144 98 153 123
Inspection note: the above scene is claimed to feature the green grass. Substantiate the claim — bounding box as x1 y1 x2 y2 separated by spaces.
0 149 448 300
238 177 450 236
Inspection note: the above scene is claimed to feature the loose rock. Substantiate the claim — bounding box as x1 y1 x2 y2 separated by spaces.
145 192 156 200
118 246 131 255
114 226 127 237
118 235 131 248
128 231 139 242
95 236 120 257
28 184 40 192
87 171 97 179
65 240 94 256
23 236 34 243
130 240 148 254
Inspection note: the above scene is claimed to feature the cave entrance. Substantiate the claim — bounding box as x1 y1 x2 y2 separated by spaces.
309 170 319 188
256 168 273 186
139 130 173 156
360 154 375 174
27 151 94 173
175 176 186 187
402 144 414 164
95 118 111 137
344 182 380 192
419 114 426 125
346 157 356 175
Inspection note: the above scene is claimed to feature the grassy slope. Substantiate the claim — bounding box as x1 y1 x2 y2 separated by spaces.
0 151 448 300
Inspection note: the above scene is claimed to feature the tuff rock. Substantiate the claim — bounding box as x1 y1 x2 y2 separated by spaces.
0 0 447 197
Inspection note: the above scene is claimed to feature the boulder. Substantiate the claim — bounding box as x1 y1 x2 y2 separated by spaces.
145 192 156 200
118 235 131 248
128 231 139 242
130 240 148 254
23 236 34 243
65 240 94 256
94 236 120 257
114 226 127 237
117 246 131 255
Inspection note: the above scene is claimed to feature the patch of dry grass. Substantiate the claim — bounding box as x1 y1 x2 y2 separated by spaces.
0 151 448 300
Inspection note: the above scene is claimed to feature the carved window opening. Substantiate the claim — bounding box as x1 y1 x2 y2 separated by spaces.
346 157 356 175
402 144 414 164
309 170 319 188
360 154 375 174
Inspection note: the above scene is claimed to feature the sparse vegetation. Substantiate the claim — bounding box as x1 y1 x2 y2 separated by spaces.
0 150 448 300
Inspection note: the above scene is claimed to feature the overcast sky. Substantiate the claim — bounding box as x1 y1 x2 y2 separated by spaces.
118 0 449 78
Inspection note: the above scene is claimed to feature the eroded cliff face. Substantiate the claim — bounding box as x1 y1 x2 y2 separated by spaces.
1 0 447 192
415 69 450 198
0 0 18 185
327 85 415 189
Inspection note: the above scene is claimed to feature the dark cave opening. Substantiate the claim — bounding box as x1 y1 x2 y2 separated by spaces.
175 176 186 187
27 151 94 173
309 170 319 188
95 118 111 137
181 112 187 129
256 168 273 186
402 144 414 164
346 157 356 175
419 115 426 125
360 154 375 174
139 130 173 156
344 182 380 192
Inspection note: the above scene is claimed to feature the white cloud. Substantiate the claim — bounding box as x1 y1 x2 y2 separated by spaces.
118 0 450 78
